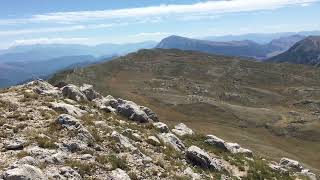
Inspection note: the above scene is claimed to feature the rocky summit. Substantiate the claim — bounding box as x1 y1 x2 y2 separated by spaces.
0 80 318 180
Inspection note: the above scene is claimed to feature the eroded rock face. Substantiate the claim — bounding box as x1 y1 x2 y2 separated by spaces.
186 146 223 171
2 164 46 180
157 133 185 151
61 84 87 102
172 123 194 137
107 168 131 180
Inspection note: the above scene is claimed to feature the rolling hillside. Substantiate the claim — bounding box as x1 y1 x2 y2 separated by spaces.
50 49 320 172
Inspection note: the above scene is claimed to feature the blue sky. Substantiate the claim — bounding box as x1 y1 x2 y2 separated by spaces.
0 0 319 49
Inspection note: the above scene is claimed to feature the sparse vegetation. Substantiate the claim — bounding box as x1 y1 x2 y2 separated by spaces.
32 135 58 149
65 160 97 177
108 154 128 170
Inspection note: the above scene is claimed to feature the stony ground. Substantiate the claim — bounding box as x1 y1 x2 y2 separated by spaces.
0 80 317 180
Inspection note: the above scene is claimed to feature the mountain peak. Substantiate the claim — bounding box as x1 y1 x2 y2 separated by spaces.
268 36 320 66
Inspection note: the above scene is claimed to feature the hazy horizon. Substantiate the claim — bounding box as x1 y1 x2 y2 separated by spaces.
1 0 320 49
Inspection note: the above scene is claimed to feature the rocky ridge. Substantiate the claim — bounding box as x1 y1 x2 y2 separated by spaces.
0 80 317 180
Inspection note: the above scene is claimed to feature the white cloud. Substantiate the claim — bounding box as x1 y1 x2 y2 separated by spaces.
0 0 317 25
11 38 90 46
0 25 86 36
0 23 116 36
129 32 170 38
28 0 319 23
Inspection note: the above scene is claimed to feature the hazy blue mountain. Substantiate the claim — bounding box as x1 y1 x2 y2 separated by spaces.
156 35 304 59
0 55 115 88
268 36 320 66
0 41 157 63
205 31 320 44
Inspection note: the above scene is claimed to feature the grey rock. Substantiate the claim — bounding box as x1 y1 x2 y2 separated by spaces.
116 99 150 123
107 168 131 180
111 131 137 151
79 84 102 101
183 167 201 180
13 156 38 167
2 164 46 180
59 166 81 180
268 163 289 175
45 166 81 180
56 114 82 130
4 139 25 150
61 84 87 102
225 143 253 156
153 122 169 133
62 140 87 152
279 158 303 171
56 114 95 145
205 135 227 150
172 123 194 136
50 102 86 117
300 169 317 180
140 106 159 122
157 133 185 151
32 80 61 97
147 136 161 146
186 146 223 170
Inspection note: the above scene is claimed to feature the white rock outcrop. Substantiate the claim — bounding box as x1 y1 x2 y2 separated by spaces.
50 102 86 117
157 133 185 151
2 164 46 180
107 168 131 180
172 123 194 136
153 122 169 133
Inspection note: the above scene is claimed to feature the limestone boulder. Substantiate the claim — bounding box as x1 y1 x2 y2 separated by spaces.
186 146 223 171
153 122 169 133
61 84 87 102
2 164 46 180
157 133 185 151
172 123 194 136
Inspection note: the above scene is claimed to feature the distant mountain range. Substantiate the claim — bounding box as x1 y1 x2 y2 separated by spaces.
268 36 320 66
0 41 157 63
0 55 117 88
0 41 156 87
156 35 305 59
205 30 320 44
